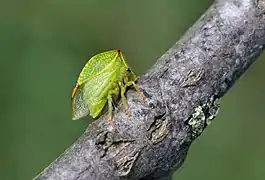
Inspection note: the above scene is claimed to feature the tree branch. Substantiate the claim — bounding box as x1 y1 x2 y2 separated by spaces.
34 0 265 179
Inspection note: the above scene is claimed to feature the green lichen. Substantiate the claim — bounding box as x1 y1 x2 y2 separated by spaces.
188 96 220 139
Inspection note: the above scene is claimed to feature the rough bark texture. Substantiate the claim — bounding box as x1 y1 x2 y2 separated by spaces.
34 0 265 179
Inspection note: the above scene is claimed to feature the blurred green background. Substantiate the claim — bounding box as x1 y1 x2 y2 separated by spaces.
1 0 265 179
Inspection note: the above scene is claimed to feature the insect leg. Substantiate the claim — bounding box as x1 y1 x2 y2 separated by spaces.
124 80 146 103
107 88 119 128
119 82 130 117
132 81 146 102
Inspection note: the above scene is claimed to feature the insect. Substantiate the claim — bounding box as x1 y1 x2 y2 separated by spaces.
71 49 145 127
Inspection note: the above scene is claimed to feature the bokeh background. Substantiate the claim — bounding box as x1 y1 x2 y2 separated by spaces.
1 0 265 179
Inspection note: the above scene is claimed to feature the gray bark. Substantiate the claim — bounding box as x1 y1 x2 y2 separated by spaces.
34 0 265 179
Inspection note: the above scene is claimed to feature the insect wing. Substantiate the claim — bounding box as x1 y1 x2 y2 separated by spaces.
77 50 119 85
72 67 116 120
83 67 116 104
72 84 90 120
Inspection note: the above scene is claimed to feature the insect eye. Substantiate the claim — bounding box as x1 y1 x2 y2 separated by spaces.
126 68 131 72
